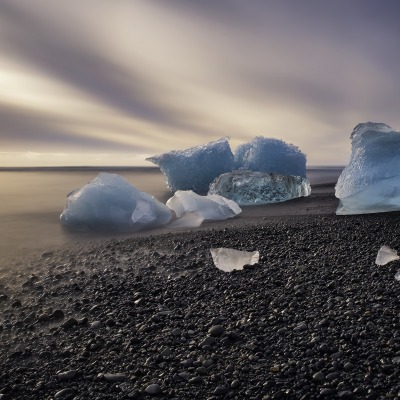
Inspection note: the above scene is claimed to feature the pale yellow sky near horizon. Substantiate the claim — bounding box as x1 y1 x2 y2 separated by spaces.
1 0 399 167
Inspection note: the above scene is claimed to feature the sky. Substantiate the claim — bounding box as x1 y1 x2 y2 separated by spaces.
1 0 399 167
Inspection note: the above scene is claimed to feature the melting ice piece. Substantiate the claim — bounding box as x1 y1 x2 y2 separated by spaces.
167 212 205 229
146 138 234 193
166 190 241 220
210 248 260 272
209 170 311 206
336 122 400 215
60 173 171 232
395 271 400 281
234 136 307 178
375 245 400 266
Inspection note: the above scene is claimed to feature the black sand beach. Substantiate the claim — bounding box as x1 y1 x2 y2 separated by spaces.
1 185 400 399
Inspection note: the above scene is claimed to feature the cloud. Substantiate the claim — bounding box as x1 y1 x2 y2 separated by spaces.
0 0 399 166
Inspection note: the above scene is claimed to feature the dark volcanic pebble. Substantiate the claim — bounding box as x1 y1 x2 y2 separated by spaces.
2 213 400 399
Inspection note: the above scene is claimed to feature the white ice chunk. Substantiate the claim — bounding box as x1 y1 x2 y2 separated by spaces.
336 122 400 215
146 137 234 193
209 170 311 205
166 190 241 220
395 271 400 281
375 245 400 266
167 212 205 229
60 173 172 231
234 136 307 178
210 248 260 272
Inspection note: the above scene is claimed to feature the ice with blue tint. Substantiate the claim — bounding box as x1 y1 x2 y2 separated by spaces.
336 122 400 215
146 137 234 193
234 137 307 178
60 173 171 231
209 170 311 206
166 190 241 220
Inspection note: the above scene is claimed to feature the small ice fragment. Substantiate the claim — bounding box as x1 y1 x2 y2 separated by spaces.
395 271 400 281
375 245 400 266
210 248 260 272
168 212 205 229
166 190 241 220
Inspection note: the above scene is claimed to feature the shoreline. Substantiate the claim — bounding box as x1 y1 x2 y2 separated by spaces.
0 183 338 272
1 194 400 397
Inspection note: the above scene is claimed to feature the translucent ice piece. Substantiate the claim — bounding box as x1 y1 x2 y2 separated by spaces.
395 270 400 281
168 212 205 229
209 170 311 205
210 248 260 272
375 245 400 266
336 122 400 215
166 190 241 220
146 137 234 193
60 172 171 232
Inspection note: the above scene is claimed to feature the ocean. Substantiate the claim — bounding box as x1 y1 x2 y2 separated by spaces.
0 167 343 270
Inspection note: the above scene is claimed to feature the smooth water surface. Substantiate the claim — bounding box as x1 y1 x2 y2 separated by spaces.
0 167 342 269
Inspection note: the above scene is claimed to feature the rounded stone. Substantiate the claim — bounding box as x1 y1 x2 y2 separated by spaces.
145 384 162 396
208 325 224 337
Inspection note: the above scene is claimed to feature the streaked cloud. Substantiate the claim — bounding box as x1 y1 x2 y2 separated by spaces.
0 0 399 166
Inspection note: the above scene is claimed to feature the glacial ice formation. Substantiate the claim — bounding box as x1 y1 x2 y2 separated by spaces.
60 173 172 231
209 170 311 205
375 245 400 266
234 137 307 178
336 122 400 215
210 248 260 272
166 190 242 220
146 137 234 193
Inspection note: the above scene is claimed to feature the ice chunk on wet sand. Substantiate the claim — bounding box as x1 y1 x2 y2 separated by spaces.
209 170 311 205
60 173 171 232
375 245 400 266
336 122 400 215
166 190 241 220
146 137 234 193
211 248 260 272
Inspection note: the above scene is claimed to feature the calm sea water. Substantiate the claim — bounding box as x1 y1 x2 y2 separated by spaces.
0 167 342 268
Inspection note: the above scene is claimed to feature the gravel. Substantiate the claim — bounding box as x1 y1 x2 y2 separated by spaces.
1 212 400 399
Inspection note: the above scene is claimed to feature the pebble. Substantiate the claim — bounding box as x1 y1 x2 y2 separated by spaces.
54 388 75 399
104 373 127 382
62 318 78 329
90 321 101 329
213 386 228 396
145 383 162 395
208 325 224 337
57 370 77 380
312 371 325 382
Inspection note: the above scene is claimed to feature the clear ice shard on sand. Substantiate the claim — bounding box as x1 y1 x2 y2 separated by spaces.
208 170 311 206
166 190 241 221
336 122 400 215
60 173 171 232
210 248 260 272
234 136 307 178
146 137 234 193
375 245 400 266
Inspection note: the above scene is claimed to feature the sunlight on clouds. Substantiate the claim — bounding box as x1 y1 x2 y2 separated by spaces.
0 0 399 166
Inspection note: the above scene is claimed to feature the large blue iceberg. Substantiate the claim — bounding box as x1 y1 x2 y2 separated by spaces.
234 137 307 178
60 173 172 231
146 138 234 193
336 122 400 215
